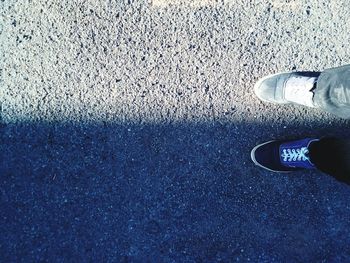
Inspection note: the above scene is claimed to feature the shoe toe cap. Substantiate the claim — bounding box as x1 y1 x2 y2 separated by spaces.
254 74 288 104
251 141 276 167
251 140 292 172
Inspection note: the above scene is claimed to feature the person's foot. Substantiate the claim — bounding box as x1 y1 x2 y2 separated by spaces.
251 138 319 172
254 71 321 108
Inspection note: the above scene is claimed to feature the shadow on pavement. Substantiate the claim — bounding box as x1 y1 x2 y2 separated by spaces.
1 120 350 261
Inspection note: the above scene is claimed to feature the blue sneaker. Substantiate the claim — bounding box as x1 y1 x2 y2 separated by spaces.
251 138 319 172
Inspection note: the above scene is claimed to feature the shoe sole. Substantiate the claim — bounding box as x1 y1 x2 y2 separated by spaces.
250 140 291 173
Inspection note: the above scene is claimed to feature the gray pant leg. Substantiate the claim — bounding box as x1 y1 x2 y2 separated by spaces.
313 64 350 119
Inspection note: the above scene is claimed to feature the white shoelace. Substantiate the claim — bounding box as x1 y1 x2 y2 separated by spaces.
284 76 317 107
281 147 310 162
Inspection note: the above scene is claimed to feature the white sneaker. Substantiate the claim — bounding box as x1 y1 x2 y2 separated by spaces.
254 71 321 108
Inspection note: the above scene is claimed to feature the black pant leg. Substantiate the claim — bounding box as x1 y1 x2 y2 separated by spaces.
309 138 350 184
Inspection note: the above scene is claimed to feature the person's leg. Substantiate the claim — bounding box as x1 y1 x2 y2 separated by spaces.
254 64 350 119
309 138 350 184
313 65 350 119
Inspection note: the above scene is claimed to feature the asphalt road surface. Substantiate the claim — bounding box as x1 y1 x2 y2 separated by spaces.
1 0 350 261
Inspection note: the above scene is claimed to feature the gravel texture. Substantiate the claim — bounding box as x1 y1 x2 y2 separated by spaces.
1 0 350 261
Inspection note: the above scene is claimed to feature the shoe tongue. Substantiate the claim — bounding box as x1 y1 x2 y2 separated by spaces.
284 76 317 107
